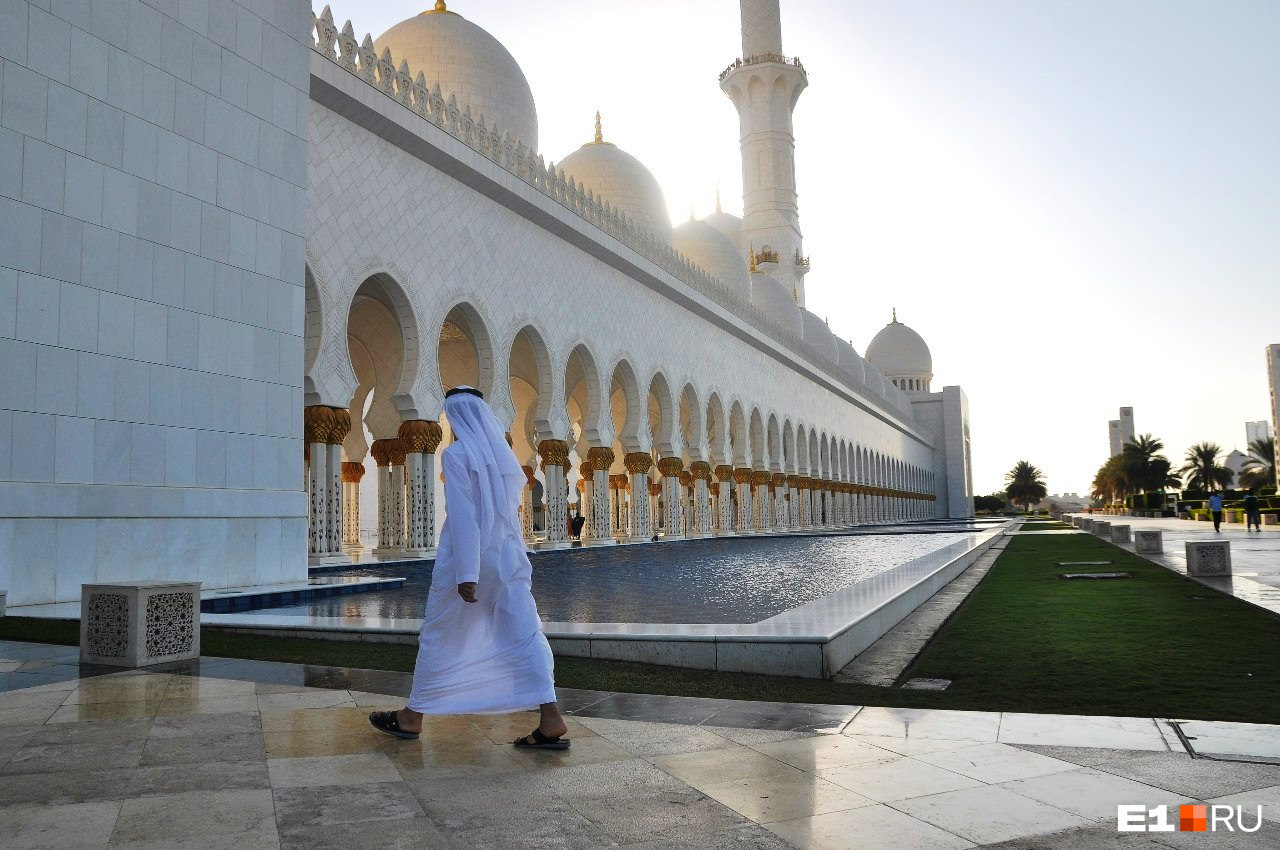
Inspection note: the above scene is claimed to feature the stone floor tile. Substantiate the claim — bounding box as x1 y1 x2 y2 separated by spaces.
277 816 450 850
0 689 72 711
3 739 146 775
915 742 1078 784
570 786 748 844
532 757 686 801
840 733 978 756
554 687 614 714
507 733 634 768
127 759 270 796
26 716 153 745
1143 819 1280 848
147 712 261 739
606 821 799 849
751 734 898 771
0 703 60 727
409 770 568 811
572 692 731 726
46 700 162 724
701 701 859 733
892 784 1092 845
841 707 1001 742
976 823 1169 849
1009 744 1168 768
268 751 402 788
650 745 801 789
0 768 135 805
1001 768 1195 822
1209 783 1280 821
260 705 413 734
154 694 263 716
998 713 1169 751
257 690 355 712
64 676 174 705
1177 719 1280 759
108 789 276 846
470 710 598 745
701 725 819 746
699 769 875 824
574 716 730 758
766 803 975 850
1093 752 1280 798
160 677 259 699
385 737 529 780
347 690 406 708
0 801 121 850
263 729 391 758
818 756 983 802
141 731 265 766
421 800 609 850
273 781 424 832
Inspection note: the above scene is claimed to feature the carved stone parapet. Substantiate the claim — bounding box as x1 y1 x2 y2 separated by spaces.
537 439 570 468
369 439 395 467
657 457 684 477
732 468 753 485
714 465 734 482
689 461 712 480
303 405 337 444
587 446 615 470
624 452 653 474
341 461 365 483
398 419 443 454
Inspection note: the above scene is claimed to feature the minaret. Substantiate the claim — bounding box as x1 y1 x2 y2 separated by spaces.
720 0 810 305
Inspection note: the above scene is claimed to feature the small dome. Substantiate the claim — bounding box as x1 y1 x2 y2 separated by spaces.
701 199 743 250
864 364 887 398
750 272 802 338
375 4 539 150
800 310 838 365
836 338 865 386
672 218 749 299
557 115 671 242
866 310 933 377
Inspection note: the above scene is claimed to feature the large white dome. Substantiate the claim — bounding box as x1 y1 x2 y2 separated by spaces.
701 205 742 251
672 218 749 299
375 3 539 150
557 118 672 242
866 312 933 377
800 310 838 365
750 272 801 338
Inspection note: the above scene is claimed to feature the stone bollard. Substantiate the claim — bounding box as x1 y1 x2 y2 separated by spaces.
1265 514 1278 526
0 589 6 617
1134 529 1163 554
1110 524 1131 544
80 582 201 667
1094 521 1111 537
1225 509 1241 524
1185 541 1231 577
1081 518 1094 531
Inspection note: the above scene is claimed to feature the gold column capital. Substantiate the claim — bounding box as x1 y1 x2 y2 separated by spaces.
537 439 570 468
732 468 753 485
689 461 712 480
656 456 684 476
340 461 365 483
714 464 734 482
398 419 443 454
624 452 653 474
586 446 615 470
303 405 336 444
327 408 352 445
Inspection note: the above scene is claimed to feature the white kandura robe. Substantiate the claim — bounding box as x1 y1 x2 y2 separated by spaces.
407 444 557 714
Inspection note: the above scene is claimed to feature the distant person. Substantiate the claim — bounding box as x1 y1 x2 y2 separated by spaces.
571 508 585 539
1243 491 1261 532
1209 492 1224 532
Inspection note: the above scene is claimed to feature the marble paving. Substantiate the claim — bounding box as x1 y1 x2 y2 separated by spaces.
1 640 1279 849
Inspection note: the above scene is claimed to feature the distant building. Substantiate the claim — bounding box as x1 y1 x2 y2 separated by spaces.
1246 420 1269 450
1224 450 1250 489
1108 407 1135 457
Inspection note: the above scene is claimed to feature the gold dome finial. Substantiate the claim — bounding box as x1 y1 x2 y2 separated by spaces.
594 111 602 144
425 0 448 12
715 186 722 213
892 307 899 323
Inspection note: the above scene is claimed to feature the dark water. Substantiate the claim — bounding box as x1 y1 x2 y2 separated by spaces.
239 523 993 624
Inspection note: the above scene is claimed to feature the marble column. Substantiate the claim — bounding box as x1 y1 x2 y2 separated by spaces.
398 419 442 558
733 468 753 533
796 478 811 528
585 447 616 546
609 474 629 539
647 480 662 539
689 461 712 537
341 461 364 554
520 465 536 543
303 406 334 559
786 476 800 529
771 473 787 529
679 471 693 536
538 439 571 549
624 453 653 541
751 471 771 532
370 438 404 559
657 457 684 540
714 465 734 534
324 409 350 559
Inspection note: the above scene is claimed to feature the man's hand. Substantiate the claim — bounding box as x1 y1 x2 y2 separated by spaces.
457 582 477 603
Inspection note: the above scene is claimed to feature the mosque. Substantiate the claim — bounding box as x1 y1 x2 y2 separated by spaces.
0 0 973 605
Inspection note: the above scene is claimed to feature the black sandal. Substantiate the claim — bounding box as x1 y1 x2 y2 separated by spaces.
368 710 420 740
514 727 570 750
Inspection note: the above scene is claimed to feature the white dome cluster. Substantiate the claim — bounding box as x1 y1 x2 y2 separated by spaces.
672 218 750 300
375 3 540 150
556 116 672 243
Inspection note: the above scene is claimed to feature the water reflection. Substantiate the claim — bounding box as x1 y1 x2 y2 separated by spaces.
241 527 987 624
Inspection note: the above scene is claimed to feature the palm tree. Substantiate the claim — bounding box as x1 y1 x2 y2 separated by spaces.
1121 434 1170 493
1178 442 1234 492
1239 437 1276 490
1091 454 1128 503
1005 460 1047 512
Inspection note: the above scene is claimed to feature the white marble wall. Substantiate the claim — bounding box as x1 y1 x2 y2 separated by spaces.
0 0 312 605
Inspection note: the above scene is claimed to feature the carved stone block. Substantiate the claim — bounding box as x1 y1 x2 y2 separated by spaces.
1265 514 1278 526
1093 521 1111 537
1080 518 1094 531
80 582 201 667
1110 524 1131 544
1134 530 1163 554
1185 541 1231 577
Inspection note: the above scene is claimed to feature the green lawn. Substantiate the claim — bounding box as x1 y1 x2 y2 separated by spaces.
3 532 1278 722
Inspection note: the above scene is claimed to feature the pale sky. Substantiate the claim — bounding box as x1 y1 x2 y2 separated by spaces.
323 0 1280 497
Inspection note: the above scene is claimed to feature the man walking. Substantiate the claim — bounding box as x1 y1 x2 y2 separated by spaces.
1243 491 1262 532
368 386 569 749
1209 492 1224 532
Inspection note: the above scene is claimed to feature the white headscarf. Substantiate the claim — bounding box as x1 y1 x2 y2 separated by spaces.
443 388 527 537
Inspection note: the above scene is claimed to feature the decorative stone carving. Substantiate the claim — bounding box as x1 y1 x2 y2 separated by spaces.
80 582 201 667
1186 541 1231 576
1134 529 1163 554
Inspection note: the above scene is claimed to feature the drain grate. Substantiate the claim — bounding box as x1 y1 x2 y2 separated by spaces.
902 678 952 691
